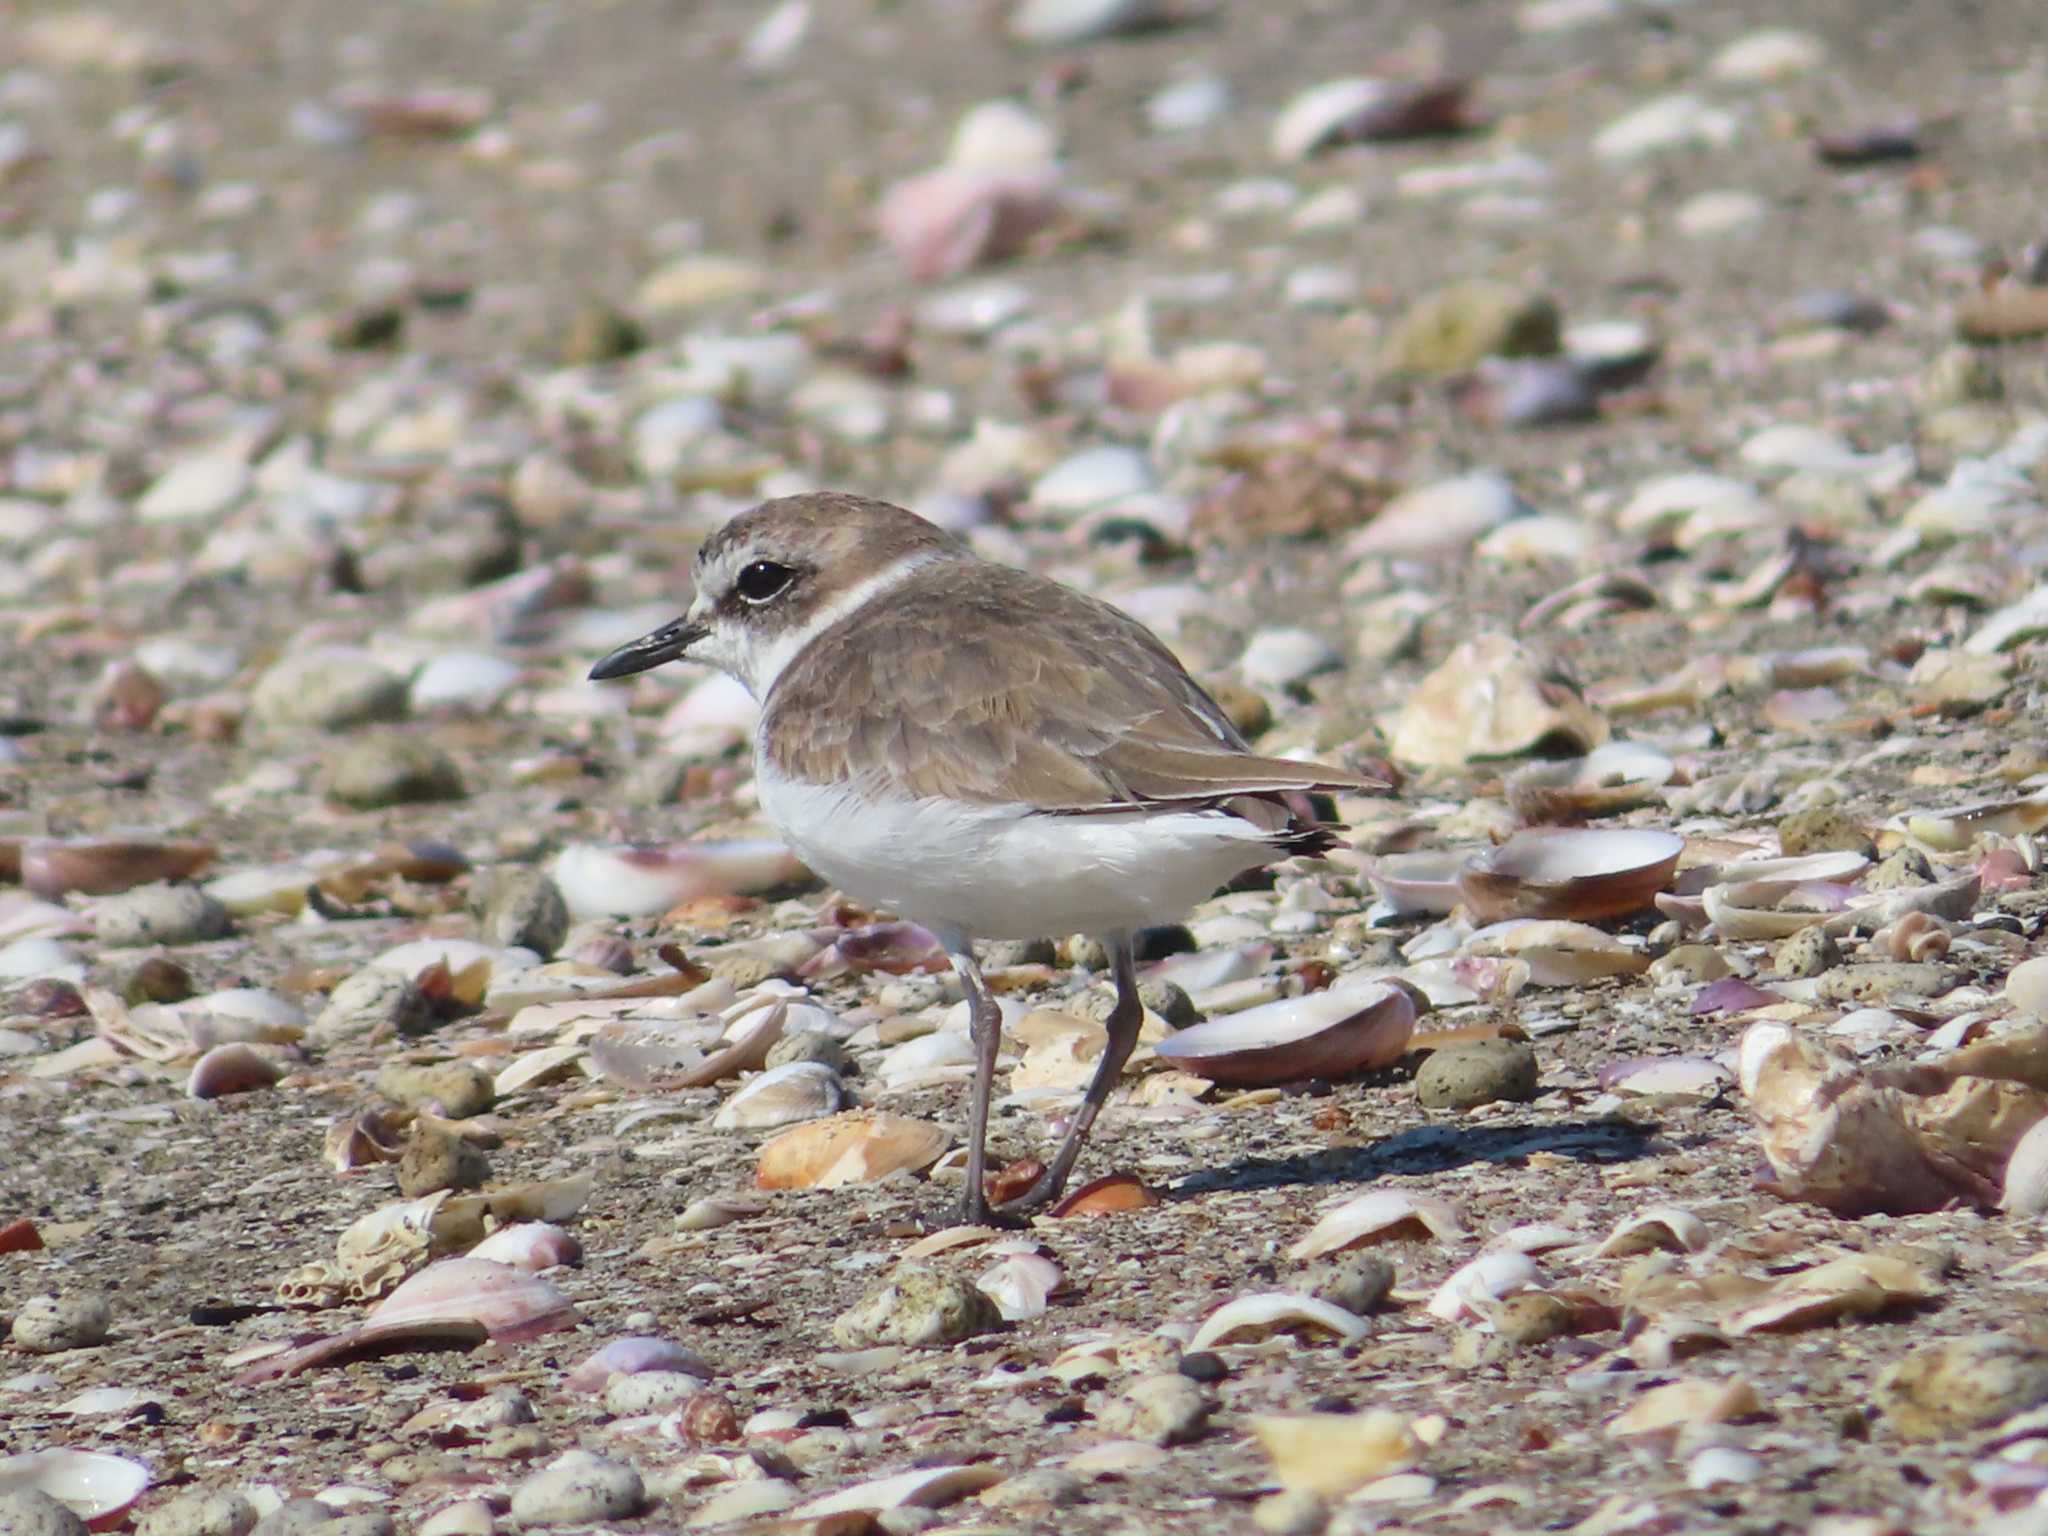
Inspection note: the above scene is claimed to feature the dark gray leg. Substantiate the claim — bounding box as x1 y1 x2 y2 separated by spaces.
1001 934 1141 1214
944 935 1002 1227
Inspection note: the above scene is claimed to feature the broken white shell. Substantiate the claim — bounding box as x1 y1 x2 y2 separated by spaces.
1188 1292 1370 1351
793 1465 1004 1517
976 1244 1062 1322
1594 1207 1708 1258
1287 1189 1468 1261
1153 980 1415 1086
1427 1252 1542 1321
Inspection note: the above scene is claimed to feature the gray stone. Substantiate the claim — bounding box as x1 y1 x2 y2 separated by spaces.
763 1030 856 1074
1774 925 1841 979
246 1499 332 1536
313 968 434 1045
476 869 569 958
509 1451 644 1526
977 1469 1084 1510
0 1490 90 1536
93 885 231 949
1301 1253 1395 1316
376 1061 496 1119
140 1493 260 1536
251 648 407 732
1415 1040 1540 1111
1093 1372 1213 1446
329 735 466 809
9 1292 112 1353
397 1122 491 1196
831 1265 1001 1348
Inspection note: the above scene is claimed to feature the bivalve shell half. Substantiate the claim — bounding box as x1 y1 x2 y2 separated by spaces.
793 1465 1004 1517
713 1061 845 1130
1188 1292 1370 1351
2004 1117 2048 1217
1153 980 1415 1086
1366 850 1479 917
1459 828 1683 924
1287 1189 1468 1261
755 1110 949 1189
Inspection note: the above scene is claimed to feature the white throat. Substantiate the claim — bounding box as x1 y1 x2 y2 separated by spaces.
718 550 946 700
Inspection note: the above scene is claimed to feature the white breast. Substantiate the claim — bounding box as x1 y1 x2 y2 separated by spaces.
754 758 1284 942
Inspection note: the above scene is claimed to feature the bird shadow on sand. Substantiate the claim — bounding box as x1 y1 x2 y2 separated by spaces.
1165 1116 1658 1200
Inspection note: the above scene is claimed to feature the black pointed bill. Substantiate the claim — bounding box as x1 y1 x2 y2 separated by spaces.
588 616 710 680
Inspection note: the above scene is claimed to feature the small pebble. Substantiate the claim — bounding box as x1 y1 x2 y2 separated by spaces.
134 1499 256 1536
831 1265 1001 1348
313 968 434 1045
476 869 570 958
10 1293 113 1353
1253 1488 1329 1536
1301 1253 1396 1316
1094 1372 1213 1446
1415 1040 1540 1110
250 648 407 732
329 735 466 809
244 1503 330 1536
508 1451 645 1526
376 1061 496 1119
1773 926 1840 979
1776 808 1875 858
0 1491 89 1536
94 884 232 949
397 1122 491 1196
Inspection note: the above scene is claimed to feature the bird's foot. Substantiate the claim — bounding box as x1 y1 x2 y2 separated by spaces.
991 1171 1067 1220
952 1190 1032 1231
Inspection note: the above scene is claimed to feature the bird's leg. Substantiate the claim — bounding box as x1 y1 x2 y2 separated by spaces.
945 934 1002 1228
1000 934 1141 1215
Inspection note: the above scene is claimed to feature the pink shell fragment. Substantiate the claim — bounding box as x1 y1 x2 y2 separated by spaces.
1691 978 1780 1016
878 164 1062 282
565 1336 714 1395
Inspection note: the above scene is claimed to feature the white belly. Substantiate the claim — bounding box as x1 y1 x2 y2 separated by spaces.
755 762 1283 942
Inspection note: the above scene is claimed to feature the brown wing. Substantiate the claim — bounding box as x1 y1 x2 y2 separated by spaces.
761 561 1381 812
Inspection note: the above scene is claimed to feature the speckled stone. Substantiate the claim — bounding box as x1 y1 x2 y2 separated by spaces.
831 1265 1001 1348
1415 1040 1540 1110
93 884 231 948
397 1122 491 1196
1773 925 1841 979
137 1490 258 1536
508 1451 644 1526
9 1292 112 1353
329 734 466 808
0 1490 90 1536
312 967 435 1045
1776 808 1876 859
375 1060 496 1119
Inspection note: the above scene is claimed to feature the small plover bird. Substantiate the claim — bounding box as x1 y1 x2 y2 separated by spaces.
591 493 1379 1224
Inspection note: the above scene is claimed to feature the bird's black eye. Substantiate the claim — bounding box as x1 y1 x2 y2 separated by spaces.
735 560 796 604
